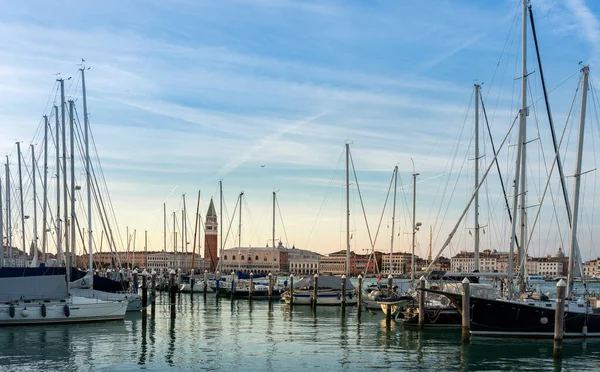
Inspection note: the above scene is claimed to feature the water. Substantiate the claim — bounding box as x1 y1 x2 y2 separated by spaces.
1 290 599 371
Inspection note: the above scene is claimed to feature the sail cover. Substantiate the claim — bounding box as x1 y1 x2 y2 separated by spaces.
0 275 68 302
293 275 355 290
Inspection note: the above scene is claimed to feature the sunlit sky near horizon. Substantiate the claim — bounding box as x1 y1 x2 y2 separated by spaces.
2 0 600 263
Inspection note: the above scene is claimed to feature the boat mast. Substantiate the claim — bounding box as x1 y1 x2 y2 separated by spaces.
173 212 176 255
31 145 38 267
182 194 187 255
81 66 93 284
17 142 26 265
60 79 70 282
54 103 62 266
5 158 11 266
218 180 223 272
390 165 398 275
0 169 3 268
517 0 529 294
69 100 76 268
474 83 480 272
566 66 589 298
272 191 276 273
345 143 350 277
42 115 48 264
411 165 419 287
238 191 243 273
163 202 166 252
191 190 200 271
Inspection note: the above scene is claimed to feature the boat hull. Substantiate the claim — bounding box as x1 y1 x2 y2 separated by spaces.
0 297 127 326
400 308 461 328
179 282 215 293
425 288 600 338
71 288 143 312
282 290 358 306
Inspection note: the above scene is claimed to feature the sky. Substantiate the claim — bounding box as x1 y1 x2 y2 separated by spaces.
1 0 600 263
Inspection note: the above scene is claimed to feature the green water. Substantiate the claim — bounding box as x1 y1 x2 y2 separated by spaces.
0 291 598 371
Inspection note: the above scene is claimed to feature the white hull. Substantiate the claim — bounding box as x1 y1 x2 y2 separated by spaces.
71 288 143 312
0 296 127 325
179 281 215 293
282 290 358 306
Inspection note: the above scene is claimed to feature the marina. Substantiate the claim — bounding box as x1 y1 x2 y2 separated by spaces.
3 0 600 370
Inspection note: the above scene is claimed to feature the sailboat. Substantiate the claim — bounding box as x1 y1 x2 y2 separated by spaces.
423 1 600 338
281 144 357 306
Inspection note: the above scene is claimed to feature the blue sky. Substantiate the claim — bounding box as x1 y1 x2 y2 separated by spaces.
1 0 600 262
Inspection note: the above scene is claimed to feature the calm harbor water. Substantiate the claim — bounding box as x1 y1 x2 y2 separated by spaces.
1 287 599 371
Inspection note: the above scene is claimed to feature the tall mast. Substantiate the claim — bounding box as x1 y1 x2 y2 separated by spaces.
239 192 243 248
81 67 93 284
182 193 187 254
566 66 589 297
411 169 419 287
17 142 26 265
31 145 38 267
219 180 223 272
272 191 276 272
69 100 76 268
390 166 398 275
192 190 200 270
345 143 350 277
0 171 3 268
42 115 49 264
60 79 70 279
5 158 11 266
144 230 148 269
474 83 480 272
163 202 166 252
173 212 176 254
54 103 62 266
517 0 529 293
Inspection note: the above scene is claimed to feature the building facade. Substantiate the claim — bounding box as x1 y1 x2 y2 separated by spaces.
218 246 289 274
288 247 321 275
584 258 600 278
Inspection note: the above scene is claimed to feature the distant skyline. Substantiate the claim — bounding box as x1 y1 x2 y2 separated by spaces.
1 0 600 263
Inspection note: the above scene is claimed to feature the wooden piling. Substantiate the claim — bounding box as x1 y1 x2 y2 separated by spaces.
418 276 426 330
312 273 319 309
554 279 566 358
231 271 236 300
386 274 393 322
151 270 157 312
190 268 195 294
357 275 362 314
461 277 471 343
341 275 347 308
169 269 177 305
141 269 148 312
204 270 208 296
216 271 221 293
289 274 294 307
268 272 273 302
249 272 254 301
133 269 139 294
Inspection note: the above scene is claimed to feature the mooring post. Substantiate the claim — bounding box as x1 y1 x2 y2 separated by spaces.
289 273 294 307
231 271 236 300
268 272 273 302
418 276 426 330
141 269 148 313
341 275 347 308
216 271 221 293
132 269 139 294
190 268 195 294
357 274 363 314
554 279 566 358
105 268 111 278
249 272 254 301
151 269 157 310
169 269 177 305
462 277 471 343
204 270 208 296
386 274 394 321
312 273 319 309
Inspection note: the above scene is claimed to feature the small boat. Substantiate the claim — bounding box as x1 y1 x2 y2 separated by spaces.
377 295 415 315
179 280 215 293
281 275 357 306
526 275 545 285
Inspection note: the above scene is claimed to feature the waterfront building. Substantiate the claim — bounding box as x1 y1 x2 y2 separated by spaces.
319 250 382 276
380 252 413 275
584 258 600 278
288 248 321 275
218 245 289 274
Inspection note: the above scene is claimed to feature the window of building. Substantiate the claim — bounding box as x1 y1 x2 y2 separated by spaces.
255 255 259 261
264 257 267 261
224 255 227 260
241 255 245 260
233 255 236 260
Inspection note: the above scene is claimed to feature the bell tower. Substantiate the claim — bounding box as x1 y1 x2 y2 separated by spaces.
204 198 218 271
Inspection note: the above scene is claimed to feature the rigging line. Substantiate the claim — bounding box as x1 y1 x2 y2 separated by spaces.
222 195 240 250
364 167 394 276
348 148 377 252
275 197 290 248
431 91 474 245
304 147 345 249
524 79 579 257
427 113 519 272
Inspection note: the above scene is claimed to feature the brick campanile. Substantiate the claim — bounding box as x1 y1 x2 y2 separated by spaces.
204 198 218 271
